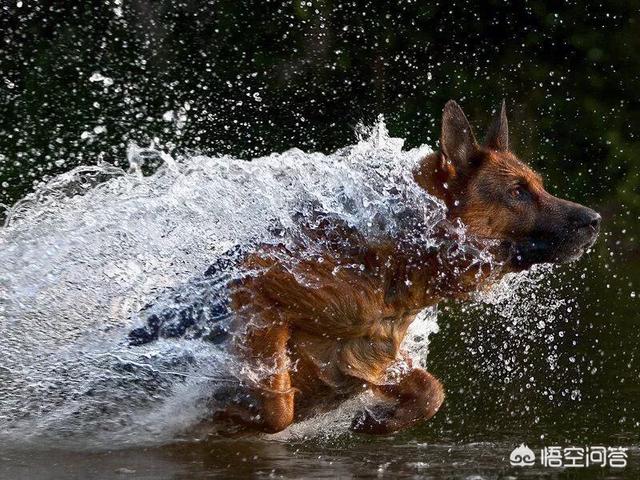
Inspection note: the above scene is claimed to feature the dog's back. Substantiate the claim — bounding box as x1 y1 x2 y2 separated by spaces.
128 247 246 346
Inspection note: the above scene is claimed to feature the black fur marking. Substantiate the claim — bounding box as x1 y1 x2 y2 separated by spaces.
128 247 246 346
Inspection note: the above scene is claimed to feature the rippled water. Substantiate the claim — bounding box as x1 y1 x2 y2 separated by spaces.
2 438 639 479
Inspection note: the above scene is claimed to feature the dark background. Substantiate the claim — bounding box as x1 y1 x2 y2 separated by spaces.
1 0 638 448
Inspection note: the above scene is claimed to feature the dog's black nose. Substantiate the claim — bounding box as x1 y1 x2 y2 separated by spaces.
575 208 601 231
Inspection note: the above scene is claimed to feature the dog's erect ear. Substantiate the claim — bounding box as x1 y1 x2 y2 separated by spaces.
484 99 509 151
440 100 478 175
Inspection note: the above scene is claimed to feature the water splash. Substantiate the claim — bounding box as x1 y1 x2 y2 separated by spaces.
0 118 566 447
463 265 583 410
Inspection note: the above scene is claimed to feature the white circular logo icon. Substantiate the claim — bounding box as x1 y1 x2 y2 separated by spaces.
510 444 536 467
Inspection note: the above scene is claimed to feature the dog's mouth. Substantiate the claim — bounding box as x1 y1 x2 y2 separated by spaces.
506 230 598 270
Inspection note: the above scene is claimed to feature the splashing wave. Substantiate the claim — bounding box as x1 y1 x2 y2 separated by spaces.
0 118 560 447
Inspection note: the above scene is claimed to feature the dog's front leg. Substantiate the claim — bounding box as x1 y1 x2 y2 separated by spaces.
222 323 295 434
350 368 444 435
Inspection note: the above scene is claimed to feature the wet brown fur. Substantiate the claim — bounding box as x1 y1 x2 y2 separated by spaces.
215 100 600 435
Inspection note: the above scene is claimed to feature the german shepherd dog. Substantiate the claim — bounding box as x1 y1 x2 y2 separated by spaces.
130 101 600 435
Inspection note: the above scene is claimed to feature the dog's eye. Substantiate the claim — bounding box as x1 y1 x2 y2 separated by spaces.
509 185 526 200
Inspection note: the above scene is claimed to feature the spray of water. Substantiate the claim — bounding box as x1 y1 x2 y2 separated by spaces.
0 118 568 448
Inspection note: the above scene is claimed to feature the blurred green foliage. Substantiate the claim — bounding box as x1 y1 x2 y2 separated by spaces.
0 1 638 245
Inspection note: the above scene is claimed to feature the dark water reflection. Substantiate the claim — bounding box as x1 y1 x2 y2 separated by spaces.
2 437 639 479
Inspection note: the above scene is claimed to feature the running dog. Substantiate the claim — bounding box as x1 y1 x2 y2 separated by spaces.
130 100 601 435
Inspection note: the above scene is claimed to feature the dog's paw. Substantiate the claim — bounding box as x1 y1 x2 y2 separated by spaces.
350 405 396 435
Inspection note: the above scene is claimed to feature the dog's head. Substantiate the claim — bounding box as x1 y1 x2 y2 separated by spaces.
416 100 600 270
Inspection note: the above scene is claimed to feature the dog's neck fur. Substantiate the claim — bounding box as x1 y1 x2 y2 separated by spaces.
398 152 509 306
413 152 454 208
